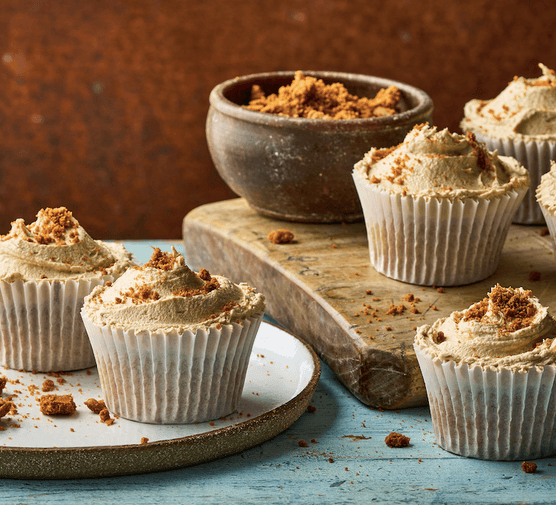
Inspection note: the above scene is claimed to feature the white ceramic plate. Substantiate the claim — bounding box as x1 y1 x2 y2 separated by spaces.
0 322 320 479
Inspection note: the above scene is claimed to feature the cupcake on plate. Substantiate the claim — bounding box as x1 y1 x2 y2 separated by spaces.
352 124 529 286
536 161 556 256
461 63 556 224
414 285 556 461
81 247 265 424
0 207 134 372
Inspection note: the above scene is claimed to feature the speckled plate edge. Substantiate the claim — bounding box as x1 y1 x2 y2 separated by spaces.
0 323 321 480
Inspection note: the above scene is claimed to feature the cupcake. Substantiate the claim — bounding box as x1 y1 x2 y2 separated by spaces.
0 207 134 372
81 247 266 424
414 285 556 460
536 161 556 255
461 63 556 224
352 124 529 286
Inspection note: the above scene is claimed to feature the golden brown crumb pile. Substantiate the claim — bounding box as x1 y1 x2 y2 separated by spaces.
84 398 114 425
144 247 180 271
462 284 537 334
385 432 411 448
268 229 294 244
39 394 77 415
84 398 106 414
128 249 220 301
29 207 79 245
522 461 537 473
173 268 220 297
115 285 161 305
0 398 14 419
245 71 401 120
41 379 55 392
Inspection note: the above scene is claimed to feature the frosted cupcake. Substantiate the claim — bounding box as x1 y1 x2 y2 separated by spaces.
81 247 265 424
461 64 556 224
414 285 556 460
0 207 134 372
536 161 556 256
352 124 529 286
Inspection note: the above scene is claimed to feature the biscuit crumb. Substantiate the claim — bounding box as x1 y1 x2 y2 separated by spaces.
141 437 149 444
0 376 6 394
385 432 410 448
298 440 308 447
84 398 106 414
434 331 446 344
99 408 111 423
39 394 77 416
306 405 317 413
268 229 294 244
41 379 55 392
521 461 537 473
0 399 13 419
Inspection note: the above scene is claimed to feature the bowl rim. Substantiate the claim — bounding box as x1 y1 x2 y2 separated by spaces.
208 70 434 130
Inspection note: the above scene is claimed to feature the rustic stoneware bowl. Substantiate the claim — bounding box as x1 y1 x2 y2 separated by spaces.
206 70 434 223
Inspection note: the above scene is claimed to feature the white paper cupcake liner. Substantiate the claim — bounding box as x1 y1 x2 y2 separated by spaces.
81 313 264 424
414 343 556 460
0 278 106 372
353 171 526 286
540 204 556 259
474 132 556 224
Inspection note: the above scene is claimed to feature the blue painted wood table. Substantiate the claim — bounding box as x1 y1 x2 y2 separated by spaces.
2 241 555 505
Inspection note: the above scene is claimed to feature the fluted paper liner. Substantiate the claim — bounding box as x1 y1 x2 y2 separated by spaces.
353 171 526 286
540 204 556 259
0 278 106 372
81 313 264 424
474 132 556 224
414 343 556 460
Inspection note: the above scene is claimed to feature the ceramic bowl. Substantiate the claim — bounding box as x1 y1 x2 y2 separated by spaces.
206 70 434 223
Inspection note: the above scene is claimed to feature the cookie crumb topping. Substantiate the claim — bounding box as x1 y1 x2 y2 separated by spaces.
463 284 537 334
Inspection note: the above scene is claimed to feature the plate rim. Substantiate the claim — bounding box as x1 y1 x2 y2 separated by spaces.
0 321 321 479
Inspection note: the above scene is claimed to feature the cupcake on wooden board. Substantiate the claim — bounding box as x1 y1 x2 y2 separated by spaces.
352 124 529 286
536 161 556 257
0 207 134 372
461 63 556 224
81 247 265 424
414 285 556 460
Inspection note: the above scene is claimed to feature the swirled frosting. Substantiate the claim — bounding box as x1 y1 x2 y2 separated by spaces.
536 161 556 214
415 285 556 372
461 63 556 140
0 207 134 282
353 124 529 198
82 247 266 332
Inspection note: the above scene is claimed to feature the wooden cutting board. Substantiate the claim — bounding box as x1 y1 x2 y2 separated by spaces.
182 198 556 409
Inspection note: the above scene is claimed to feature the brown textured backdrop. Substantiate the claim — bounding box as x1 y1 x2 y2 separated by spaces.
1 0 555 239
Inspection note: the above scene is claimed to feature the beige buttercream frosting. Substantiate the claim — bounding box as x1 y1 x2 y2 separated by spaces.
82 247 266 332
0 207 134 282
415 285 556 372
536 160 556 214
461 63 556 140
353 124 529 198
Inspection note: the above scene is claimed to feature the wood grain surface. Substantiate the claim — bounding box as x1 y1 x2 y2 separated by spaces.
183 198 556 410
